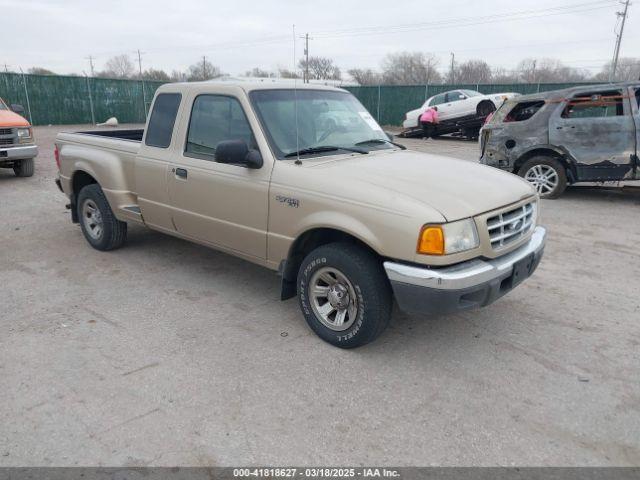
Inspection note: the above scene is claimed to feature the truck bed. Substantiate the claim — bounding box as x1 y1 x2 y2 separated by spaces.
75 129 144 142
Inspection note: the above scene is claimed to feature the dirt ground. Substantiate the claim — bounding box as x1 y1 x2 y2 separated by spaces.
1 125 639 466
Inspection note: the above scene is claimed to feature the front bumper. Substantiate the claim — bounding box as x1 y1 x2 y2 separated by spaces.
384 226 546 315
0 144 38 161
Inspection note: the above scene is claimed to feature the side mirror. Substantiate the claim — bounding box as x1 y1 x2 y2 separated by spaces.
10 104 25 114
458 94 466 100
215 140 263 169
384 131 394 141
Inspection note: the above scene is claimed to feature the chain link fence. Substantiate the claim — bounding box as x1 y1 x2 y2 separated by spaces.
1 72 595 126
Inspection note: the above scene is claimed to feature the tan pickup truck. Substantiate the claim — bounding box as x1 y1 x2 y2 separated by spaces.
55 82 546 348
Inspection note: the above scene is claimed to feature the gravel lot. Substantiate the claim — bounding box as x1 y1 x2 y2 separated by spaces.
1 125 639 466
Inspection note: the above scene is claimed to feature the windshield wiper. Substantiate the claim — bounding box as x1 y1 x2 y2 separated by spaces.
354 138 406 150
284 145 368 158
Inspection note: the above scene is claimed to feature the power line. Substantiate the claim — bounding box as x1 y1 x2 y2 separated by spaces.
313 1 619 39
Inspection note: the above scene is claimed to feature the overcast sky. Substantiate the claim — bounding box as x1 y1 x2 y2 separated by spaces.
2 0 638 78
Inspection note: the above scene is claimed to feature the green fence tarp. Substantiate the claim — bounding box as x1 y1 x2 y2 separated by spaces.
0 72 164 125
0 72 595 127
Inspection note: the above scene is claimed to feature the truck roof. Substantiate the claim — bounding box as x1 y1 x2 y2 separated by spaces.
514 81 640 102
156 81 347 95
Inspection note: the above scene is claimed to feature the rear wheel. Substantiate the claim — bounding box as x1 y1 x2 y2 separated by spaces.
518 156 567 199
13 158 34 177
297 243 392 348
77 184 127 250
477 101 496 118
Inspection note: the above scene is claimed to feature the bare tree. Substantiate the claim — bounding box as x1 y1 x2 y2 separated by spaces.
491 67 517 84
187 58 223 81
142 68 170 82
516 58 587 83
454 60 492 84
245 67 273 78
381 52 442 85
347 68 382 86
298 56 341 80
593 57 640 81
170 70 188 82
28 67 56 75
277 67 301 79
100 55 136 79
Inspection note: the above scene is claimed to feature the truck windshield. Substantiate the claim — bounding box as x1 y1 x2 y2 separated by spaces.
250 89 391 159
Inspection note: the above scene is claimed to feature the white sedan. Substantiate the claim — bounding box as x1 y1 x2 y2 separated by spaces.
402 89 519 128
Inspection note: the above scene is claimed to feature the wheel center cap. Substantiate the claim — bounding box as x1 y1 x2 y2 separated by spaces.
328 284 349 309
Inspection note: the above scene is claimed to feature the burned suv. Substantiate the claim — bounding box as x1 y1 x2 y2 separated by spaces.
480 82 640 198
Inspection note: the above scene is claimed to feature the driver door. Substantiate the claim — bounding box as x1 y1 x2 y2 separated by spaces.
444 91 467 118
166 93 271 260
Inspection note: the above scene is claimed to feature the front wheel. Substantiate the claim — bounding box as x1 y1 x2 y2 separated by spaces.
518 156 567 199
297 243 392 348
13 158 34 177
77 184 127 251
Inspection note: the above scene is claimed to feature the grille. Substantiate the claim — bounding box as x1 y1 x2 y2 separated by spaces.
487 202 536 250
0 138 15 146
0 128 13 136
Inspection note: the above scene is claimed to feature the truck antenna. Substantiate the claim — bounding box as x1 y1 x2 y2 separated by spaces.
293 24 301 165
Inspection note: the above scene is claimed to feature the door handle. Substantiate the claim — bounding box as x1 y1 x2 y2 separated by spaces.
174 167 188 179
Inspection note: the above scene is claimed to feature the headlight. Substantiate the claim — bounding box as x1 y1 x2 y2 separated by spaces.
417 219 479 255
17 128 32 143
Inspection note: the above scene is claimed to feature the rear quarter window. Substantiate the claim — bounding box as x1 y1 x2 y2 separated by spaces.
502 101 545 122
145 93 182 148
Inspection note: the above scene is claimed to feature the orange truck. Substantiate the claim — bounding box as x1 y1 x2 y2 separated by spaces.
0 97 37 177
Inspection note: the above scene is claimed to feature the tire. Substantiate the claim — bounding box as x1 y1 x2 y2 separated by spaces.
297 243 392 348
76 184 127 251
477 101 496 118
13 158 34 177
517 156 568 199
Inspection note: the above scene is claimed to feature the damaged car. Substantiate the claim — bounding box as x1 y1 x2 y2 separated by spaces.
480 82 640 198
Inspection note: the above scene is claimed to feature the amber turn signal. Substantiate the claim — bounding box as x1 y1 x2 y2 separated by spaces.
417 225 445 255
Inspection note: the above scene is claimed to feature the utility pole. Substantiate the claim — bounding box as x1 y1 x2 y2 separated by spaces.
531 59 537 83
85 55 95 77
303 33 310 83
136 49 148 117
610 0 631 81
202 55 207 79
449 52 455 84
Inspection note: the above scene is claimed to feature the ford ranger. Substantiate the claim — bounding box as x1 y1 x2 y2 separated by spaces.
0 98 37 177
55 82 546 348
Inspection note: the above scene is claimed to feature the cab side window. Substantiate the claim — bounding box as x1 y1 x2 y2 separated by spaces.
145 93 182 148
561 89 624 119
185 95 256 160
446 91 464 103
430 93 446 106
635 88 640 110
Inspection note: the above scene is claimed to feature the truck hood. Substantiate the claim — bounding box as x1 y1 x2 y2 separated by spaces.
0 110 30 127
304 150 535 221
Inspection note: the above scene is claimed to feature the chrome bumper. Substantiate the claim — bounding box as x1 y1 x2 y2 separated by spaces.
0 144 38 160
384 226 546 314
